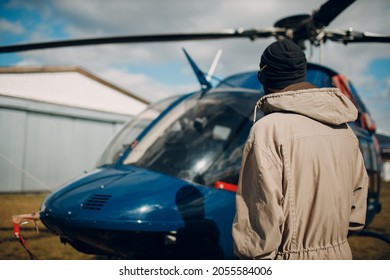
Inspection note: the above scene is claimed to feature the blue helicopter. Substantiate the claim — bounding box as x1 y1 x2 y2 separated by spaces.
34 61 382 260
4 0 388 259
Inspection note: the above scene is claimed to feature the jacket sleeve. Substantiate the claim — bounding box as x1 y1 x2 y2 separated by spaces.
348 145 369 236
232 140 284 259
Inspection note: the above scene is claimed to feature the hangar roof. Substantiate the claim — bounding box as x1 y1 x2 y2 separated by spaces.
0 66 149 116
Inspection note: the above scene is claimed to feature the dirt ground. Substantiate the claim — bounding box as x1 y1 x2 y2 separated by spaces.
1 182 389 260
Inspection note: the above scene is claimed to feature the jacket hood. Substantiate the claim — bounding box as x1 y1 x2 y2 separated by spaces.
257 87 358 125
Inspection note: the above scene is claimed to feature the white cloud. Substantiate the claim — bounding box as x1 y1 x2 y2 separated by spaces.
0 18 24 35
2 0 390 133
100 68 198 102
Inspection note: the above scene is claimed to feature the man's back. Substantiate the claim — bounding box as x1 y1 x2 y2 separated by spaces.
233 85 368 259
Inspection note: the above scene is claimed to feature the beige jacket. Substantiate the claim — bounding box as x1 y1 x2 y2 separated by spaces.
232 83 368 260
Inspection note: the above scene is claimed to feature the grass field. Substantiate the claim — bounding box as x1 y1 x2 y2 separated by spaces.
348 181 390 259
1 182 389 260
0 193 94 260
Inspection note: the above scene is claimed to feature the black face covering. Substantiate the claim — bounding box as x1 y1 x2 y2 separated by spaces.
258 39 307 90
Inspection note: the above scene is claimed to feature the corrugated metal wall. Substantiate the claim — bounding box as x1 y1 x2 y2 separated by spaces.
0 95 131 192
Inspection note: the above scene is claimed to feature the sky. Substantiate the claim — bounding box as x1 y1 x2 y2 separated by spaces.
0 0 389 134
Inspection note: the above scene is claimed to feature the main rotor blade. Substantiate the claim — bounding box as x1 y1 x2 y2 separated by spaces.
326 30 390 44
0 28 285 53
312 0 356 27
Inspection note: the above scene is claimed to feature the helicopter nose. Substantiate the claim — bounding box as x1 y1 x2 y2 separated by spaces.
77 168 198 230
40 166 201 231
40 168 128 228
40 165 234 237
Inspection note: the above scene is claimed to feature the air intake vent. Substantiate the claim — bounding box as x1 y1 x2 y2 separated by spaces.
82 194 112 210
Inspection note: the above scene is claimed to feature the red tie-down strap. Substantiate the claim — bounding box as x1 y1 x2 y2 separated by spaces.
214 181 238 192
12 213 40 260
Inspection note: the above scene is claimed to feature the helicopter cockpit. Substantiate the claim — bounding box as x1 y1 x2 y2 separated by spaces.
97 62 378 193
99 89 262 188
124 90 262 187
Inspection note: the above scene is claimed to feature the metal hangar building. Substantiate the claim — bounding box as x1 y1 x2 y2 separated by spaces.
0 66 149 193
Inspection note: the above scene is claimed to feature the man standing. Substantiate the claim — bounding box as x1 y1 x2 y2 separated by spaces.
232 39 368 259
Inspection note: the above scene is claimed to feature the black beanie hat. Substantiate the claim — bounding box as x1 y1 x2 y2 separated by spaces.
258 39 307 89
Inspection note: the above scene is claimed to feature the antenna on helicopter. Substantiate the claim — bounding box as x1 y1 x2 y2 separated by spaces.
206 49 223 82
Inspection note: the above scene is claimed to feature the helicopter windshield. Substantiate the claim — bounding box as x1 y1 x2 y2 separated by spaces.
97 95 180 167
123 90 262 187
